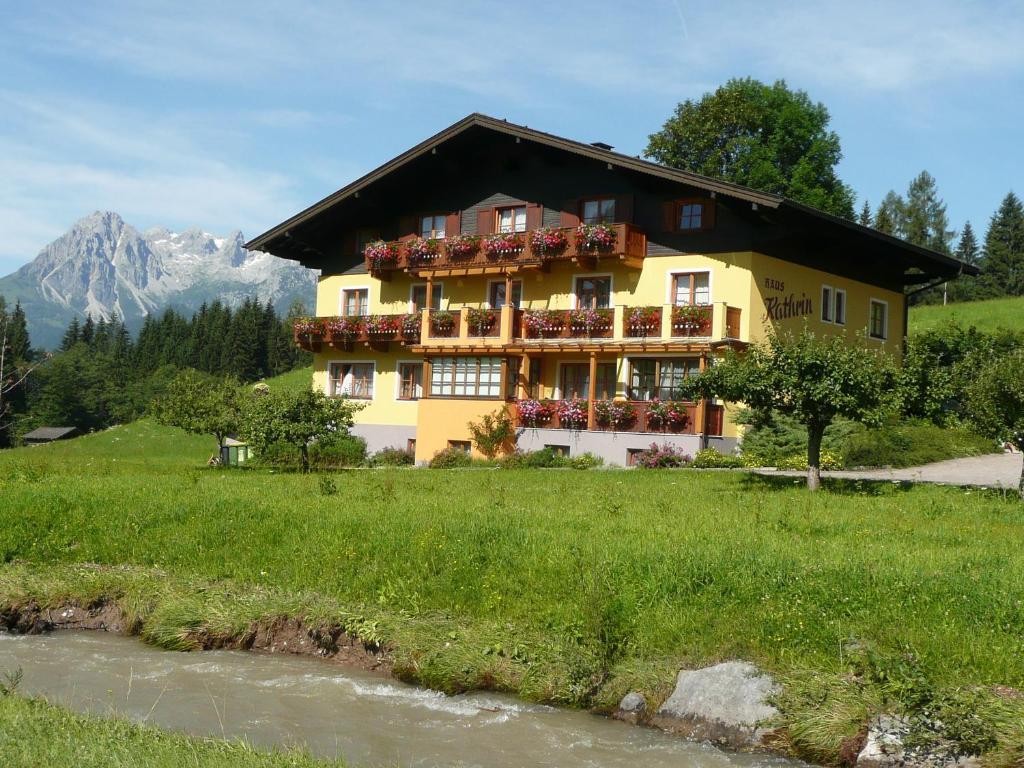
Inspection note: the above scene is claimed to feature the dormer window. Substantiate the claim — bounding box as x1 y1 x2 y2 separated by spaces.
663 198 715 232
582 198 616 224
497 206 527 233
679 202 704 230
420 214 446 239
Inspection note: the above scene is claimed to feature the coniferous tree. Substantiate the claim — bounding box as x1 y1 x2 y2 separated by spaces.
980 192 1024 297
947 221 982 302
61 317 81 351
874 192 902 235
80 314 96 347
8 302 32 362
858 200 872 227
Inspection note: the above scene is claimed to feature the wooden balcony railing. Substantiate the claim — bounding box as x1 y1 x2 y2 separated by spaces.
512 399 724 436
293 314 421 351
366 222 647 276
514 309 615 340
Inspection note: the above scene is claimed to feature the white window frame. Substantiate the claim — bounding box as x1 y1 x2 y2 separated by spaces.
486 278 523 309
868 298 889 341
394 359 424 401
419 214 446 239
571 273 614 309
496 205 527 234
338 285 371 316
408 282 443 312
327 360 375 400
835 289 847 326
665 268 713 306
429 356 504 399
821 284 834 323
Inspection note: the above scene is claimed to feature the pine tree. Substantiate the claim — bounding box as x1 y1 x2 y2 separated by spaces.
8 302 32 362
980 192 1024 297
874 192 902 235
956 221 981 266
80 314 96 347
902 171 955 254
61 317 81 351
858 200 872 227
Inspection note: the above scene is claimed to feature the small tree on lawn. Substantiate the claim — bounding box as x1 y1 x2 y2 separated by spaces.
693 329 897 491
966 351 1024 497
241 388 361 472
152 369 243 454
467 407 515 459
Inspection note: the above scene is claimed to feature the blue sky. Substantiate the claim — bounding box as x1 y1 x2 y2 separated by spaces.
1 0 1021 274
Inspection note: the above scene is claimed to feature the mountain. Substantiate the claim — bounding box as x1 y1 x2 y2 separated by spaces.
0 211 317 349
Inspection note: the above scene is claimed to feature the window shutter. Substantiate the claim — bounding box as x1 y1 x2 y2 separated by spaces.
445 212 461 238
525 203 543 230
615 194 634 224
398 215 417 241
702 199 717 230
662 201 677 232
476 208 494 235
342 232 357 257
560 199 580 227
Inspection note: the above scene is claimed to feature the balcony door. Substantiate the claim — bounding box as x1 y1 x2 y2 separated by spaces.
574 276 612 309
559 362 616 400
672 272 710 306
488 280 522 309
410 283 442 312
342 288 369 316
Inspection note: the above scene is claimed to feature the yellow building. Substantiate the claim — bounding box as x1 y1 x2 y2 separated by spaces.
247 115 972 465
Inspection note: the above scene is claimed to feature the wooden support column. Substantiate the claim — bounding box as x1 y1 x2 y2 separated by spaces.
587 351 598 431
425 277 434 310
695 352 708 438
422 357 432 399
519 353 531 400
504 273 513 307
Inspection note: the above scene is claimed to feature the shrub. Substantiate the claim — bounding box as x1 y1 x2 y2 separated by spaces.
594 400 636 430
738 411 860 465
691 448 744 468
571 452 604 470
467 408 515 459
428 447 472 469
775 450 843 471
497 451 528 469
523 447 570 468
841 422 995 469
309 434 367 469
370 446 415 466
633 443 692 468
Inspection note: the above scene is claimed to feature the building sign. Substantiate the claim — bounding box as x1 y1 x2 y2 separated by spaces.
762 277 813 321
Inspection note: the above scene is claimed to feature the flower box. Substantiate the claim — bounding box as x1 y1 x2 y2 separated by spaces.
365 315 399 336
399 313 421 338
466 308 496 336
364 240 400 270
627 306 662 335
671 305 712 336
482 232 524 259
516 398 555 427
324 316 363 339
529 227 569 258
522 309 564 337
405 237 441 265
556 398 588 430
594 400 637 430
575 223 617 252
292 317 323 336
430 310 456 334
567 308 613 336
446 234 481 260
645 399 689 431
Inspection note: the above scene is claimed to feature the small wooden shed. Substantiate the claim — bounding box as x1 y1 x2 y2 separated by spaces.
220 437 252 466
23 426 79 445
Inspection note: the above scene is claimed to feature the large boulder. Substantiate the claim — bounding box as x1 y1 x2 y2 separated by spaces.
652 661 779 748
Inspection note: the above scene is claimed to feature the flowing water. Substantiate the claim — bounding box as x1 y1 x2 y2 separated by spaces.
0 631 803 768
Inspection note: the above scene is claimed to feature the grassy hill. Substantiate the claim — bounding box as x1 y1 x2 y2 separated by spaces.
910 295 1024 334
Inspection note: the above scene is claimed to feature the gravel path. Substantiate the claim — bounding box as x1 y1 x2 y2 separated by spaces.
755 452 1023 490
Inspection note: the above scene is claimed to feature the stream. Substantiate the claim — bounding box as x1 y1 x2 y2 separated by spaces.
0 631 803 767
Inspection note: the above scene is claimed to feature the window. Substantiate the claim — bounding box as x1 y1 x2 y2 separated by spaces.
420 214 446 239
430 357 503 398
355 229 381 255
560 362 616 400
672 272 710 306
448 440 471 454
407 438 416 454
397 362 423 400
628 358 700 400
527 357 543 399
834 290 846 325
869 299 888 340
497 206 527 233
545 444 570 458
678 202 704 230
342 288 369 317
328 362 374 399
582 198 616 224
488 280 522 309
821 286 834 323
410 283 442 312
574 275 612 309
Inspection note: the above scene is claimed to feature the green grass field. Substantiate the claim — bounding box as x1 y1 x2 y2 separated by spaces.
0 695 345 768
2 412 1024 762
910 296 1024 334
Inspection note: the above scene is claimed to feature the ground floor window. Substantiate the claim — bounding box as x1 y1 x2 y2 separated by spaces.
448 440 471 454
397 362 423 400
627 357 700 400
869 299 888 340
430 356 502 398
545 444 570 457
328 362 374 399
559 362 616 400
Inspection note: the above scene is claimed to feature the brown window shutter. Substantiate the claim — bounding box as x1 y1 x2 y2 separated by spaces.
560 199 580 227
476 208 494 235
445 212 461 238
398 215 417 241
615 194 634 224
525 203 543 230
662 201 677 232
342 232 357 257
702 199 717 230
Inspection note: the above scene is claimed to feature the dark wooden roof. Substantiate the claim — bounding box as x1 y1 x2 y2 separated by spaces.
246 113 978 282
23 426 78 441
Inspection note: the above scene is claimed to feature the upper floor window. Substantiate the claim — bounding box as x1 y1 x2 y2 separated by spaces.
497 206 527 233
489 279 522 309
355 229 380 255
410 283 442 312
869 299 888 340
821 286 834 323
329 362 374 399
664 198 714 232
342 288 369 316
672 272 710 306
420 214 446 239
582 198 616 225
679 202 704 230
430 356 502 398
821 286 847 325
575 275 612 309
397 362 423 400
835 289 846 325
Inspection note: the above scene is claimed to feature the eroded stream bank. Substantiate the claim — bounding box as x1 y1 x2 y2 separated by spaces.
0 631 804 768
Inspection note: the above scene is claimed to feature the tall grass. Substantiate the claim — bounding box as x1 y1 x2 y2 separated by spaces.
910 296 1024 334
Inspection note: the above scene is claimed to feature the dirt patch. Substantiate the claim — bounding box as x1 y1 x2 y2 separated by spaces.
0 601 391 675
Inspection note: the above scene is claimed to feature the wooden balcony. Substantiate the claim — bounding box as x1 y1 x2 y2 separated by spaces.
511 399 724 436
293 314 420 352
366 222 647 278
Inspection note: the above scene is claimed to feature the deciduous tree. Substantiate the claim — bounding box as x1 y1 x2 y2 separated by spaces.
152 369 243 453
966 351 1024 497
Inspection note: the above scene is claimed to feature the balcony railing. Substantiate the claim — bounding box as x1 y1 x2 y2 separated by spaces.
365 222 647 276
512 399 724 436
293 314 420 351
515 309 615 340
515 303 741 343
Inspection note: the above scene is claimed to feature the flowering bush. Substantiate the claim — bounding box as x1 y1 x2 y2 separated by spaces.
633 442 692 468
594 399 637 430
522 309 564 336
645 399 689 431
628 306 661 334
365 314 398 335
482 232 524 258
446 233 480 259
516 398 555 427
467 307 496 335
568 308 613 335
556 398 588 429
399 313 421 337
405 237 441 264
576 223 617 251
430 309 456 332
292 317 323 336
672 304 712 335
529 226 569 257
364 240 400 269
324 316 363 338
